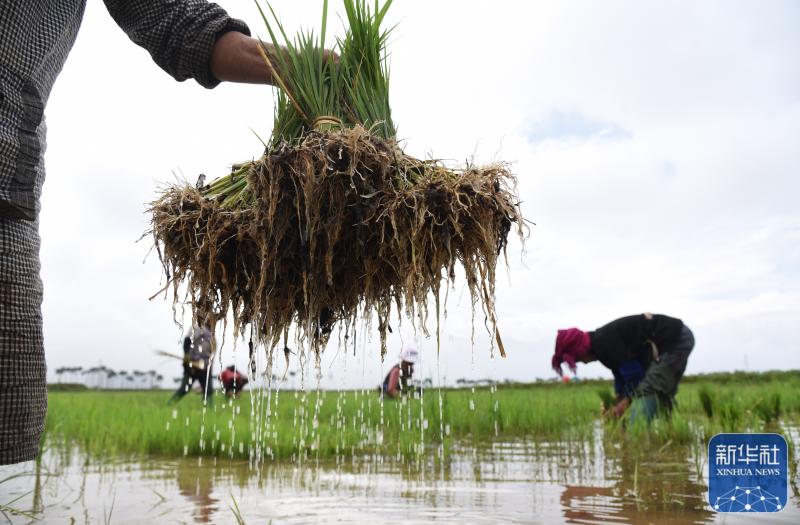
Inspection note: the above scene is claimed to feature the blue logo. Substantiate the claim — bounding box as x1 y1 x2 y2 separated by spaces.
708 433 787 512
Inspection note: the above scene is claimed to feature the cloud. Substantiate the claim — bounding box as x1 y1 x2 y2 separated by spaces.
523 109 632 144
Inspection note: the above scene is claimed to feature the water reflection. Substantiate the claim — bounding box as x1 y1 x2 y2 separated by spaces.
176 459 219 523
558 446 711 525
0 429 797 524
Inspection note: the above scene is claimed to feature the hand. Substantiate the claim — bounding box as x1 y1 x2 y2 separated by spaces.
323 48 340 64
610 397 631 418
602 394 623 417
211 32 339 85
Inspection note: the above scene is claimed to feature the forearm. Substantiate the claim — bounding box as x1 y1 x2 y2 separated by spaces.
611 397 631 418
104 0 251 88
210 32 278 85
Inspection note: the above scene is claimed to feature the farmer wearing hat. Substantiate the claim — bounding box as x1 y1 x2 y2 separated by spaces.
382 346 419 399
552 313 694 421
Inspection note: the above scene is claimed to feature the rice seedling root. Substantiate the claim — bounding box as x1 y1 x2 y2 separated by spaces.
149 126 525 356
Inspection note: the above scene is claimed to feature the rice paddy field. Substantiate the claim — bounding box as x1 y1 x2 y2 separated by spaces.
2 371 799 523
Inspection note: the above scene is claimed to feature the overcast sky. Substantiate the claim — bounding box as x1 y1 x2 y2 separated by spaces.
39 0 800 389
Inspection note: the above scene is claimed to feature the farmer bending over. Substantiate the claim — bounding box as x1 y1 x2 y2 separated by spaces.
551 313 695 421
382 347 419 399
170 326 214 404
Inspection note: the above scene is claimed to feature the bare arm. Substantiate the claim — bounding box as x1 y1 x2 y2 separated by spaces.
210 32 279 85
211 31 338 85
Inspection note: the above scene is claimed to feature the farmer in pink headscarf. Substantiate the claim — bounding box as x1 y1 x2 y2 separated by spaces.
552 313 694 421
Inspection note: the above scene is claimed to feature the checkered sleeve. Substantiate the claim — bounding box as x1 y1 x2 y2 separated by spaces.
103 0 250 88
0 217 46 465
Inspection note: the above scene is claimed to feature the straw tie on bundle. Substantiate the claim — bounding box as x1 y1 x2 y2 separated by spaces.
312 115 343 131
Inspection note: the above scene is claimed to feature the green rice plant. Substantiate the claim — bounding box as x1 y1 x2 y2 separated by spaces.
597 388 616 412
788 437 799 498
663 414 694 445
257 0 343 138
698 386 714 419
0 472 39 521
717 398 744 432
270 89 305 149
228 493 247 525
197 0 397 207
754 392 781 424
203 162 255 208
338 0 396 138
43 371 800 462
43 385 598 461
256 0 397 142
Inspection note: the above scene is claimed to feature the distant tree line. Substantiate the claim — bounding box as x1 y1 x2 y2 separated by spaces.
455 378 498 387
53 366 164 390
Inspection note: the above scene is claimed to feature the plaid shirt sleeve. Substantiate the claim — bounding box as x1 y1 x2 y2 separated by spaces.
103 0 250 88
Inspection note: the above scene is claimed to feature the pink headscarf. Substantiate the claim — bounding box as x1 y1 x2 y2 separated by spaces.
552 328 591 376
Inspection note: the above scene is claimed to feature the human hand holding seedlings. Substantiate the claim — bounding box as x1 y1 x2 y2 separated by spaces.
601 393 622 417
210 32 338 84
610 397 631 418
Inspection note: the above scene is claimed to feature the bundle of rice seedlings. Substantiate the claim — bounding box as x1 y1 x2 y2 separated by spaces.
148 0 526 359
598 388 617 412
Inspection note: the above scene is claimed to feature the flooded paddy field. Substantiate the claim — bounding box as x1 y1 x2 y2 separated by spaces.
2 372 799 523
3 433 798 524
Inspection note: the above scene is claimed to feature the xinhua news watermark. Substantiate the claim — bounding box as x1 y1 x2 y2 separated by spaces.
708 433 787 512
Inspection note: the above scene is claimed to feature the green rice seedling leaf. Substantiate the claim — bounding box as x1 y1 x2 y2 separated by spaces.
698 387 714 419
597 389 616 412
228 493 247 525
256 0 343 139
338 0 396 138
754 392 781 424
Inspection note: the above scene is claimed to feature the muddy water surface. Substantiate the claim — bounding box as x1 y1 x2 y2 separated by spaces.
2 433 797 524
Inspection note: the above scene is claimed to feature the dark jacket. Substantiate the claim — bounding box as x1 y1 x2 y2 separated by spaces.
0 1 249 219
590 314 684 396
